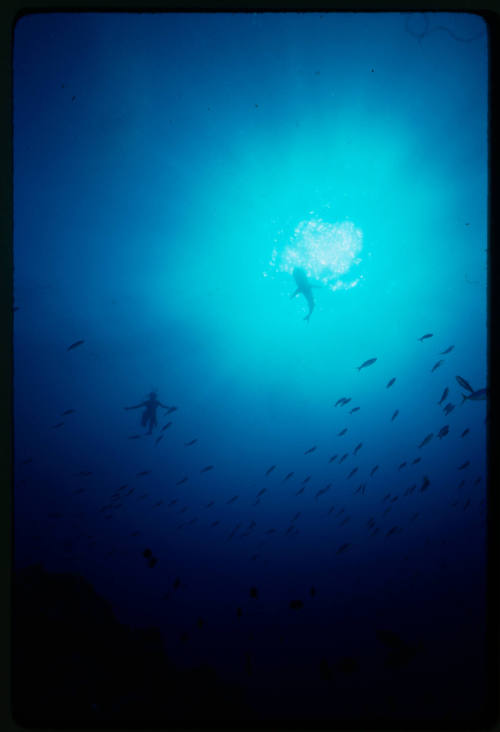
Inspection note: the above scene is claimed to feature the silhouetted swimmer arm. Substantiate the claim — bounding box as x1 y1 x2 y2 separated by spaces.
124 403 146 410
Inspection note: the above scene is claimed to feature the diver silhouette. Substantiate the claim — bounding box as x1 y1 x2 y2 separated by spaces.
124 392 170 435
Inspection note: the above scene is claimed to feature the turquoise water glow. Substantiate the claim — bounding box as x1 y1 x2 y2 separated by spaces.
13 11 488 723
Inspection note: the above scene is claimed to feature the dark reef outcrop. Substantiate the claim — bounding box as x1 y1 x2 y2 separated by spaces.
12 563 251 726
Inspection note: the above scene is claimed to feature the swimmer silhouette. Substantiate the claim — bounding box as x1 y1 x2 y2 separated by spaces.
124 391 170 435
290 267 321 322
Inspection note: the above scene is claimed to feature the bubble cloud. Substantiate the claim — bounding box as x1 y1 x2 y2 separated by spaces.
270 218 363 291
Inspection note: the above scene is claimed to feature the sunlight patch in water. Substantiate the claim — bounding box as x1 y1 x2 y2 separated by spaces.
270 218 363 291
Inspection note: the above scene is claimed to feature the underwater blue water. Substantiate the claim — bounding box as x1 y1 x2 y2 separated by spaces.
13 11 488 722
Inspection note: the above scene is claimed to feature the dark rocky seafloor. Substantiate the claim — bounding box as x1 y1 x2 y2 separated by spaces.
12 563 252 726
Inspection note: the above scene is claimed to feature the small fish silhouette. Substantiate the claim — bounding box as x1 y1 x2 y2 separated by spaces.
456 375 474 393
356 357 377 371
418 433 433 448
438 387 449 406
336 542 351 555
67 339 84 351
420 476 430 492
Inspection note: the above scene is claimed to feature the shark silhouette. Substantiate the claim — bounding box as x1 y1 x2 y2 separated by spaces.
290 267 320 322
